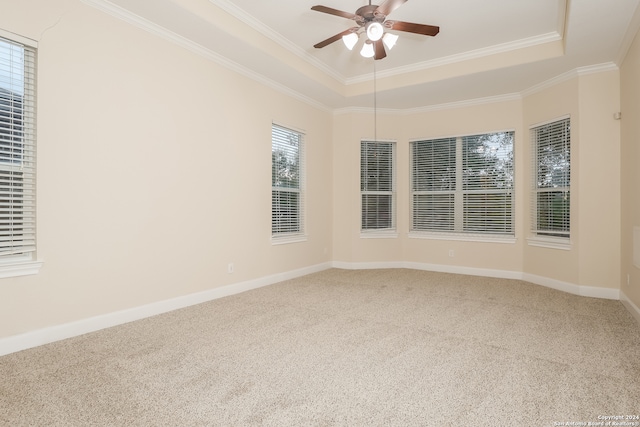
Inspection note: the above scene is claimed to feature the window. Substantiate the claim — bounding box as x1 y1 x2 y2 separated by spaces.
530 117 570 241
271 124 304 241
0 34 39 277
361 141 395 235
411 131 514 238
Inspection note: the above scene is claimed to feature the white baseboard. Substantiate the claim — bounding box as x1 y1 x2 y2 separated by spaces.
331 261 406 270
0 262 332 357
0 260 627 357
522 273 619 300
620 290 640 325
331 260 620 300
403 261 523 280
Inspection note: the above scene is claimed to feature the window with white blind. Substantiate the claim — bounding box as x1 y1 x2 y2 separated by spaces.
411 131 514 239
361 141 395 235
0 33 40 277
530 117 570 244
272 124 305 242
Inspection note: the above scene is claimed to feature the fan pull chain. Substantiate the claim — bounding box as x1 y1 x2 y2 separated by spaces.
373 60 377 143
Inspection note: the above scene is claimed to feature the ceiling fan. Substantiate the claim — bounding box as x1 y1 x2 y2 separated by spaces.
311 0 439 60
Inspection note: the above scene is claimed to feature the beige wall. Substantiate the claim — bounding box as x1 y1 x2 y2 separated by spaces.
522 79 581 284
332 112 405 264
334 77 621 291
400 101 524 272
0 0 333 338
576 71 621 290
521 72 622 290
0 0 633 343
621 26 640 310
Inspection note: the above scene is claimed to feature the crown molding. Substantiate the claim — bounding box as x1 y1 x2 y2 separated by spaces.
336 60 617 114
210 0 563 88
520 62 618 97
576 62 619 75
346 32 563 85
208 0 567 92
616 0 640 65
404 93 522 115
79 0 621 115
335 93 522 115
333 106 404 116
208 0 347 84
81 0 331 113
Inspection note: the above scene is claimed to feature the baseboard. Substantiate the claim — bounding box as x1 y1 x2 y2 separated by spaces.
331 261 406 270
620 290 640 325
0 262 332 357
403 261 523 280
522 273 619 300
331 260 619 300
0 260 623 357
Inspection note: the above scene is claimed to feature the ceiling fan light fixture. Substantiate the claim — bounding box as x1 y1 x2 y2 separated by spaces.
342 32 359 50
382 32 398 50
310 3 440 60
360 40 375 58
366 22 384 41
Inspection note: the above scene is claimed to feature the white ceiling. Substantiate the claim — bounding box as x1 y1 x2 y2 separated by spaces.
96 0 640 111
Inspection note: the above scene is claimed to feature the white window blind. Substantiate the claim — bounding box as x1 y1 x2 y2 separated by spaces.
0 36 36 258
272 124 304 237
411 132 514 236
361 141 395 232
412 137 456 231
531 117 570 238
462 133 514 234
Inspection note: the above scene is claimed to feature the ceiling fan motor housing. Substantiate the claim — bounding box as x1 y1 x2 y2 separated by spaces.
355 5 386 27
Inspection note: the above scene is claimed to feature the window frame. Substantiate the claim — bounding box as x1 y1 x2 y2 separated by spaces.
528 116 571 250
360 140 397 238
409 130 516 243
0 30 42 278
271 123 306 245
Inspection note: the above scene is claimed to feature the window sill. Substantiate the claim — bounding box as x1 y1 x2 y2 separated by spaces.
360 230 398 239
271 234 308 245
408 231 516 244
527 236 572 251
0 260 43 279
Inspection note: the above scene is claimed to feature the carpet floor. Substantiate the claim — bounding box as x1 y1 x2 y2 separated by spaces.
1 268 639 426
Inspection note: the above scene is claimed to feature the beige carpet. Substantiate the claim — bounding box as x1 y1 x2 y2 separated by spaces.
1 268 639 426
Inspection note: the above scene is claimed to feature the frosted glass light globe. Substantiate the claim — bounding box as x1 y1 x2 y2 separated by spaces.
366 22 384 41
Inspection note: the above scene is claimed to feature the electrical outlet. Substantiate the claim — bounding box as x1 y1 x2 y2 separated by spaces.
448 249 454 257
228 263 234 273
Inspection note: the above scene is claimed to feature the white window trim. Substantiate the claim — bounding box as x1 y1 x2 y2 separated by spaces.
271 122 306 244
0 29 37 49
271 233 308 245
529 115 571 243
360 140 397 239
0 259 43 278
409 231 516 244
410 131 515 239
526 236 572 250
360 230 398 239
0 31 42 278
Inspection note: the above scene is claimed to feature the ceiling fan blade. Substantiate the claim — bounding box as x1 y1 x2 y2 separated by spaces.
311 5 357 20
374 39 386 60
314 28 357 48
388 21 440 36
376 0 407 17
